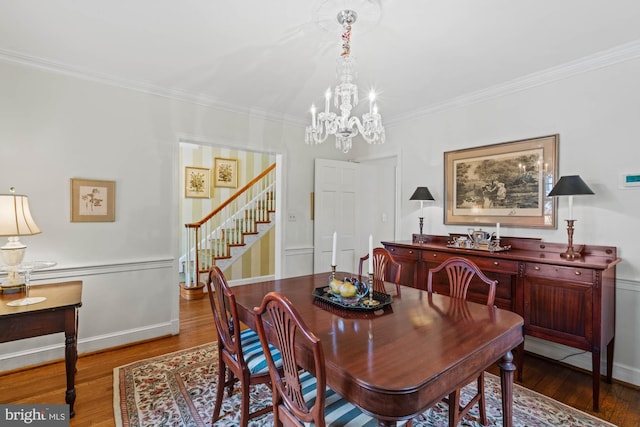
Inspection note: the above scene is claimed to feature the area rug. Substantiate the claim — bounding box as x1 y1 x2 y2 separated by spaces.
114 342 615 427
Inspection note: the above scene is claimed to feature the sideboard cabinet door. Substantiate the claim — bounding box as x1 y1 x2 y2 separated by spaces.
523 263 594 349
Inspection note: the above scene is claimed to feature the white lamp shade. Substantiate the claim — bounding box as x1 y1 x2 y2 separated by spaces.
0 194 41 237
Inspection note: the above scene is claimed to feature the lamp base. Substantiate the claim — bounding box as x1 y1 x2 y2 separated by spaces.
560 246 583 259
560 219 582 260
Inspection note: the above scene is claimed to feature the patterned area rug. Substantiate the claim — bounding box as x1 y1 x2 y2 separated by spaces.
114 342 615 427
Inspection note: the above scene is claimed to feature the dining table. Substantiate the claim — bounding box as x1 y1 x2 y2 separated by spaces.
231 272 524 426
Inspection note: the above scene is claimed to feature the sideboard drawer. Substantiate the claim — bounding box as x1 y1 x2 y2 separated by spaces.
421 251 518 274
525 263 593 283
386 246 419 260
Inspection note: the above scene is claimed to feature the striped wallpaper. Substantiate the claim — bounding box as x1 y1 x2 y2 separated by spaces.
180 143 276 281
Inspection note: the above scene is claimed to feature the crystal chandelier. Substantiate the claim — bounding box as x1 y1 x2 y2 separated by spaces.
305 10 385 154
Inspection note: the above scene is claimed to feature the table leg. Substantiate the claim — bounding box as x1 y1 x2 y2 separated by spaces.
64 309 78 417
498 350 516 427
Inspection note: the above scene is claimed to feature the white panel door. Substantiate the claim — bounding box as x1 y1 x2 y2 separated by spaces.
314 159 359 274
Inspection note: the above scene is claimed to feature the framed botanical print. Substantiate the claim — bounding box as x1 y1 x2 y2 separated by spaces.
214 158 238 188
185 166 211 198
70 178 116 222
444 134 558 229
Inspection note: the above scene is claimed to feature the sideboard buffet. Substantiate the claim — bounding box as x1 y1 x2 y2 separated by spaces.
382 235 620 411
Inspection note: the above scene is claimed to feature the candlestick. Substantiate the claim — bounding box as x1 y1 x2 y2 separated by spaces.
331 231 337 267
496 222 500 240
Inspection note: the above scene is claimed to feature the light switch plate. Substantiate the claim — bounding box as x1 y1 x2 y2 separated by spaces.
619 173 640 189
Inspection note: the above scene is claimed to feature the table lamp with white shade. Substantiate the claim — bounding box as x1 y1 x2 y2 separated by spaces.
547 175 594 259
0 188 42 287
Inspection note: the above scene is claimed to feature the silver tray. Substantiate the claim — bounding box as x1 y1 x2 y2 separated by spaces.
312 287 392 312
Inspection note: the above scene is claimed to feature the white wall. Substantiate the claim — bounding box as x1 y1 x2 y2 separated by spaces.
0 59 337 369
1 51 638 386
377 56 640 385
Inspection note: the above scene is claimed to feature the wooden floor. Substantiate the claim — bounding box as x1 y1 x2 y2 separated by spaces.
1 295 638 426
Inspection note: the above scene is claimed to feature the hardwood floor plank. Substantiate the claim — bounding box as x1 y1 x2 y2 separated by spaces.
1 295 638 426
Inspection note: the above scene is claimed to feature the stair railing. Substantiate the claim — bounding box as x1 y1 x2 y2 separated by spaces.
183 163 276 287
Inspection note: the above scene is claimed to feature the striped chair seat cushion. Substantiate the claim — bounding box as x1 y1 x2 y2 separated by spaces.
237 328 282 374
298 371 408 426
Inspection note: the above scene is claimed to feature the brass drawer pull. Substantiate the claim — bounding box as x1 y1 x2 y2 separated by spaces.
494 261 499 265
575 271 581 275
534 266 541 270
433 253 438 257
409 250 413 254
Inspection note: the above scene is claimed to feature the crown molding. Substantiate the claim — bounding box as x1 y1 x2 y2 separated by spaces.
2 39 640 128
0 48 304 125
387 39 640 126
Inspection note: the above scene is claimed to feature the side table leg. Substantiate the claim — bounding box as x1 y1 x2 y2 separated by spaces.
499 350 516 427
64 309 78 417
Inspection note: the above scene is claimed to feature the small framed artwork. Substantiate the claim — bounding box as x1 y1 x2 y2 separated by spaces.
444 134 558 229
185 166 211 198
214 157 238 188
70 178 116 222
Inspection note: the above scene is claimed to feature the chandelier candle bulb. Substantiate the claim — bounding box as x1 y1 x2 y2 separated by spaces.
325 89 331 113
369 91 375 114
332 231 337 267
311 104 317 130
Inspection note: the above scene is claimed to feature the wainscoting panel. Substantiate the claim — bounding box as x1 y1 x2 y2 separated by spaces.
0 258 177 371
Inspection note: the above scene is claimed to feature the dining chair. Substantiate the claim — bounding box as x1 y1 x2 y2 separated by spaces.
206 266 280 426
427 256 497 426
254 292 384 426
358 247 402 293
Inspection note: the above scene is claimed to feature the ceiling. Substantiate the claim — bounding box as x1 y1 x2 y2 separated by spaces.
2 0 640 125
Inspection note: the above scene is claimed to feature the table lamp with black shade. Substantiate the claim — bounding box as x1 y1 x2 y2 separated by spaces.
410 186 434 243
547 175 594 259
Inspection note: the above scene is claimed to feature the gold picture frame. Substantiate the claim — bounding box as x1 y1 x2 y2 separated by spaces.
444 134 558 229
185 166 211 198
70 178 116 222
214 158 238 188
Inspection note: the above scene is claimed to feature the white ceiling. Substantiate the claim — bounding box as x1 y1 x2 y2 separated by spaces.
2 0 640 125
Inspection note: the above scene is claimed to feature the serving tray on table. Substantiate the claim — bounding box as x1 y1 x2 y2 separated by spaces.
312 286 392 312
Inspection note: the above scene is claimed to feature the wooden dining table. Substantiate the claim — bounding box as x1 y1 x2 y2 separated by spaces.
231 272 524 426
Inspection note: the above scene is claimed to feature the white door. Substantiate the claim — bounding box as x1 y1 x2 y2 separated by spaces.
313 159 359 273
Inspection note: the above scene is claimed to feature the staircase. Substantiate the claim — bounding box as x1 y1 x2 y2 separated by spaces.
181 163 276 287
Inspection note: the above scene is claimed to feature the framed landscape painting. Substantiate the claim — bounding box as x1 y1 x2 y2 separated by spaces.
214 158 238 188
444 134 558 229
70 178 116 222
185 166 211 198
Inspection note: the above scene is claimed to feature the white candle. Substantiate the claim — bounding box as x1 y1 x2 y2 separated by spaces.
331 231 337 266
568 195 574 220
368 234 374 274
496 222 500 240
310 104 316 130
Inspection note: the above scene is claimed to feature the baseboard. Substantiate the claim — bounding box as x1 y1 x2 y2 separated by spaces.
0 320 179 372
525 336 640 387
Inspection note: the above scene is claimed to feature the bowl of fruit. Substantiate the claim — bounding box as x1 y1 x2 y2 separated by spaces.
328 277 370 305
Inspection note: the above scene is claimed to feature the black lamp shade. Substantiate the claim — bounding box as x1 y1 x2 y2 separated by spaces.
410 187 435 201
547 175 594 197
